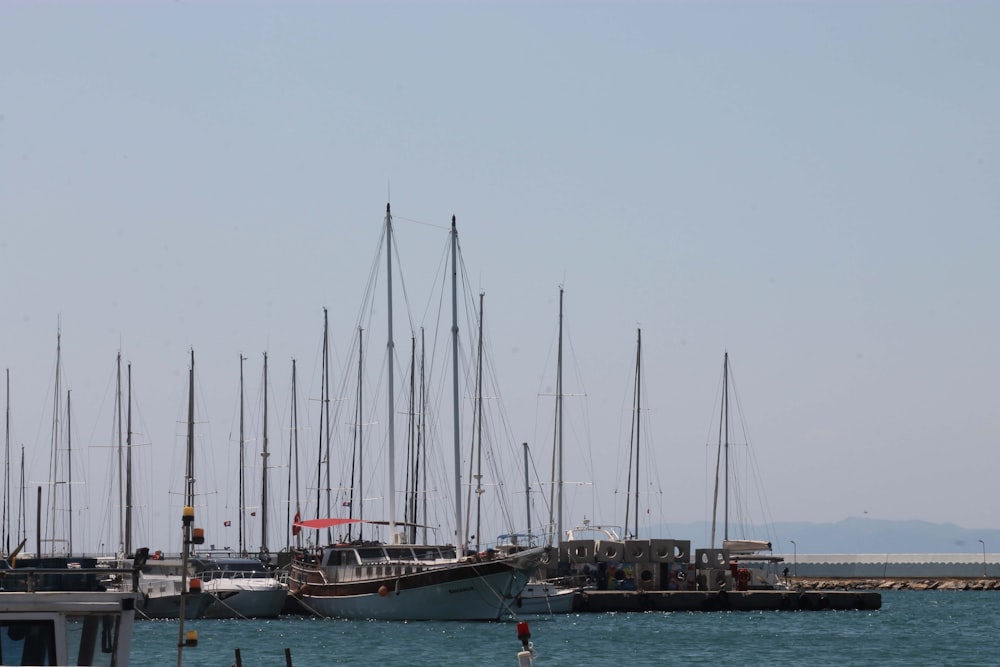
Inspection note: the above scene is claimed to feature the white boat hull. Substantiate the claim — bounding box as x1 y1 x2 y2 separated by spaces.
202 586 288 619
509 582 578 615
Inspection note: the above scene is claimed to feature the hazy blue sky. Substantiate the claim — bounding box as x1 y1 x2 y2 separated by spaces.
2 1 998 557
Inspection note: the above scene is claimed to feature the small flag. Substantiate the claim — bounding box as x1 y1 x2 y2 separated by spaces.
223 520 232 527
342 501 352 507
292 511 301 537
250 511 257 517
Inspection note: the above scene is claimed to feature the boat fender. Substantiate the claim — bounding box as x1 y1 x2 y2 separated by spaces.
395 579 402 596
378 585 389 597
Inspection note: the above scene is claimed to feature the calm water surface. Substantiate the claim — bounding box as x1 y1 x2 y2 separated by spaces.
133 590 999 666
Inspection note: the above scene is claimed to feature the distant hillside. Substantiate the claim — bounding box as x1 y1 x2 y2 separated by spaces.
651 517 1000 555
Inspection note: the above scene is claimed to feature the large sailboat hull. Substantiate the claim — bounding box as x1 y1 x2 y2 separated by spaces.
202 586 288 619
290 545 544 620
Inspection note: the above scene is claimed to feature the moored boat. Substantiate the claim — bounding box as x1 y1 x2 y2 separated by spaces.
194 556 288 619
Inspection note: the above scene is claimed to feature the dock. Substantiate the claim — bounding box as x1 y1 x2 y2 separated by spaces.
573 589 881 612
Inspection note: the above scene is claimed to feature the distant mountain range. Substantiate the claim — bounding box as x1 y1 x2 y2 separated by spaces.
653 517 1000 555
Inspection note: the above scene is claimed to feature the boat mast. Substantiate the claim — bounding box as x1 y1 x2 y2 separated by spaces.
724 353 731 542
406 335 417 544
709 351 729 549
624 328 641 539
547 287 565 548
17 446 25 548
239 354 246 556
66 389 73 556
177 350 195 667
125 362 134 556
185 350 196 510
523 442 531 545
3 369 10 555
288 358 302 549
469 291 485 553
261 351 270 555
386 203 398 539
315 309 329 547
348 327 363 542
115 354 123 555
450 215 463 552
47 325 61 556
419 329 428 545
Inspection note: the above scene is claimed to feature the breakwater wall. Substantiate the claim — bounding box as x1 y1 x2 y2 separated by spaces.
792 577 1000 591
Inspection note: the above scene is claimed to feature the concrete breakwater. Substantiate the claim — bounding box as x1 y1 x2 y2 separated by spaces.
791 577 1000 591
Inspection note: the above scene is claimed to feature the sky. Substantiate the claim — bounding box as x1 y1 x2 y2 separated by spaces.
1 1 998 558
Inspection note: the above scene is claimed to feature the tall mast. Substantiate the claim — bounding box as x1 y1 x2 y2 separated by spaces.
406 336 416 544
468 291 485 553
67 389 73 556
3 369 10 555
419 329 428 545
48 325 61 556
315 310 328 547
17 446 25 547
239 354 246 556
177 350 195 667
710 351 728 549
449 215 462 551
548 287 565 547
185 350 196 510
386 203 398 538
348 327 363 542
261 352 270 554
125 363 134 555
723 352 730 543
625 328 642 539
523 442 531 545
116 354 123 554
288 359 301 549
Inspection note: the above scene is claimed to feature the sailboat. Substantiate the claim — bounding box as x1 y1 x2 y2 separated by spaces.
707 351 785 591
503 442 578 615
287 206 544 620
199 352 287 619
133 351 214 619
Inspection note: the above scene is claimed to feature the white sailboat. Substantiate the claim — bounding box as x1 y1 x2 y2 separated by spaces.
708 351 785 591
287 206 544 620
133 352 214 620
198 353 288 619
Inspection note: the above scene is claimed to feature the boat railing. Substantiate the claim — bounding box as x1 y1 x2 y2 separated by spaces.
0 565 140 594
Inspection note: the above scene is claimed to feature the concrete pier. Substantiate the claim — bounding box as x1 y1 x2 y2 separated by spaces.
574 589 881 612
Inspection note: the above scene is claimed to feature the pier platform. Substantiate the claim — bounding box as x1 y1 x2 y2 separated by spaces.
574 589 881 612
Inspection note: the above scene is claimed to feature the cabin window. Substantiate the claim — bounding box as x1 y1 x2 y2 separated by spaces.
357 548 385 564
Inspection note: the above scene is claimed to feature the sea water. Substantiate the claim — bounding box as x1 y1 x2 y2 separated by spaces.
132 590 999 666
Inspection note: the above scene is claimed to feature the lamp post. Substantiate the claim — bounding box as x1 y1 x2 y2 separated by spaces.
979 539 987 578
790 540 797 577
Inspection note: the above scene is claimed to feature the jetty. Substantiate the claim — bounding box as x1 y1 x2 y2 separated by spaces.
574 588 881 612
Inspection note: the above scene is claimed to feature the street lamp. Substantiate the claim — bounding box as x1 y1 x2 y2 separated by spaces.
979 539 987 578
790 540 797 577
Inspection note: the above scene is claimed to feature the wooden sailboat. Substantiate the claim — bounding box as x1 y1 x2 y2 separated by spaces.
287 206 544 620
